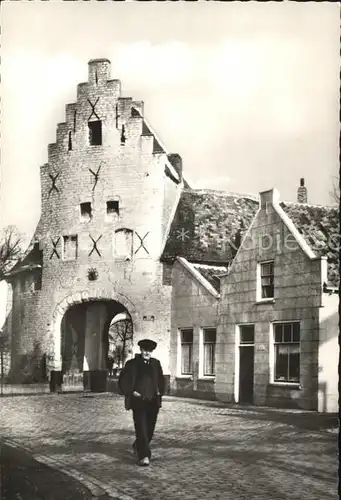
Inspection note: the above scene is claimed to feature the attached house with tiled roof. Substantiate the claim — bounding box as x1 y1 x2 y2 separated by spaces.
161 179 339 412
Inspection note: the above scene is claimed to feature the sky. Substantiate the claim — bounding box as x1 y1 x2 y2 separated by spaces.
0 2 340 239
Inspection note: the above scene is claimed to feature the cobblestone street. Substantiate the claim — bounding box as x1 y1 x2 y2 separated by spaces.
1 393 338 500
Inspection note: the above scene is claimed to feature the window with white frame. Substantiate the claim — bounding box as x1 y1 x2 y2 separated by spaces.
260 261 274 299
273 322 300 383
203 328 216 376
180 329 193 375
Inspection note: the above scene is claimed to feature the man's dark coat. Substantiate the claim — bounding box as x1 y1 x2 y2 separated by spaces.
118 355 165 410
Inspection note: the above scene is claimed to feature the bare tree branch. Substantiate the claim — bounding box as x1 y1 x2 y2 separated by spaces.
108 319 133 367
0 225 24 281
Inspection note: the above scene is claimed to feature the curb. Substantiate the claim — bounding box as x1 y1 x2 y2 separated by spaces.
3 439 135 500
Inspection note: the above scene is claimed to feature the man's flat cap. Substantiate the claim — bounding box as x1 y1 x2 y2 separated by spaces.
138 339 157 351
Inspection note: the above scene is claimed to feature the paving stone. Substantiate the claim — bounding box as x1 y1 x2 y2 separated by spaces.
1 394 338 500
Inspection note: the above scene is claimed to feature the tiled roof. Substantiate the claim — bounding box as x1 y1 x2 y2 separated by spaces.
162 189 339 287
280 202 339 287
161 189 259 264
192 263 228 293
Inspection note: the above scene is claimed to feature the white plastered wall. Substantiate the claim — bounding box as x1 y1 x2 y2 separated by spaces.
318 293 339 413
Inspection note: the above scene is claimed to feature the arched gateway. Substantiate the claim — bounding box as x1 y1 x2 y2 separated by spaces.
49 290 137 392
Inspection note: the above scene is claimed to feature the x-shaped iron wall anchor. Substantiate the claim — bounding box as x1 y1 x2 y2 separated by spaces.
135 232 149 255
50 237 60 259
48 173 60 196
89 165 101 191
89 235 102 257
88 98 100 121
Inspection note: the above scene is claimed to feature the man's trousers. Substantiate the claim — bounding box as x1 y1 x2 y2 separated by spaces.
132 398 159 460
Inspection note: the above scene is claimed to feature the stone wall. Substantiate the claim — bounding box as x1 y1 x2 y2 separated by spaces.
170 259 219 398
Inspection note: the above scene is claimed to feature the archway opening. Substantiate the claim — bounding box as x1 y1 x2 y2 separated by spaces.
107 312 134 377
60 299 132 392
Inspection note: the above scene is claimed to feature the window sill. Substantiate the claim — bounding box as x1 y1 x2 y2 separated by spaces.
269 382 300 390
198 376 215 381
255 299 275 305
176 375 193 380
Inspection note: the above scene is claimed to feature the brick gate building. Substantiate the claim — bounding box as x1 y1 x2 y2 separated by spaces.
4 58 184 391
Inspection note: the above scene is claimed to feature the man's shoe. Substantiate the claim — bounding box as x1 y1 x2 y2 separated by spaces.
139 457 150 466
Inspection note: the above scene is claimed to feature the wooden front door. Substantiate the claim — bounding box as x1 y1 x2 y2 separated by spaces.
238 325 255 404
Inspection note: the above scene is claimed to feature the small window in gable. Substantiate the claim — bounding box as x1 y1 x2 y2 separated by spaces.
114 228 133 260
80 202 92 222
88 120 102 146
63 235 78 260
107 200 119 217
259 261 274 299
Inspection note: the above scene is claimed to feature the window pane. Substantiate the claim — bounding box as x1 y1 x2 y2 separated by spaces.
240 325 254 344
181 344 192 374
204 344 215 375
261 262 274 276
181 329 193 343
204 328 216 343
292 323 300 342
275 345 289 381
283 324 292 342
261 263 269 276
288 349 300 382
274 324 282 343
262 285 274 298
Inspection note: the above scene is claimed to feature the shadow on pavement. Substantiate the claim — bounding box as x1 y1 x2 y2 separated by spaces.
0 442 112 500
163 396 339 431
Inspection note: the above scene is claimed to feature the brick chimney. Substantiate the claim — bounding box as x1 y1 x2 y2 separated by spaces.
297 178 307 203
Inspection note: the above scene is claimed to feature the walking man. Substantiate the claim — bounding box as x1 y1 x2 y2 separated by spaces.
118 339 165 466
